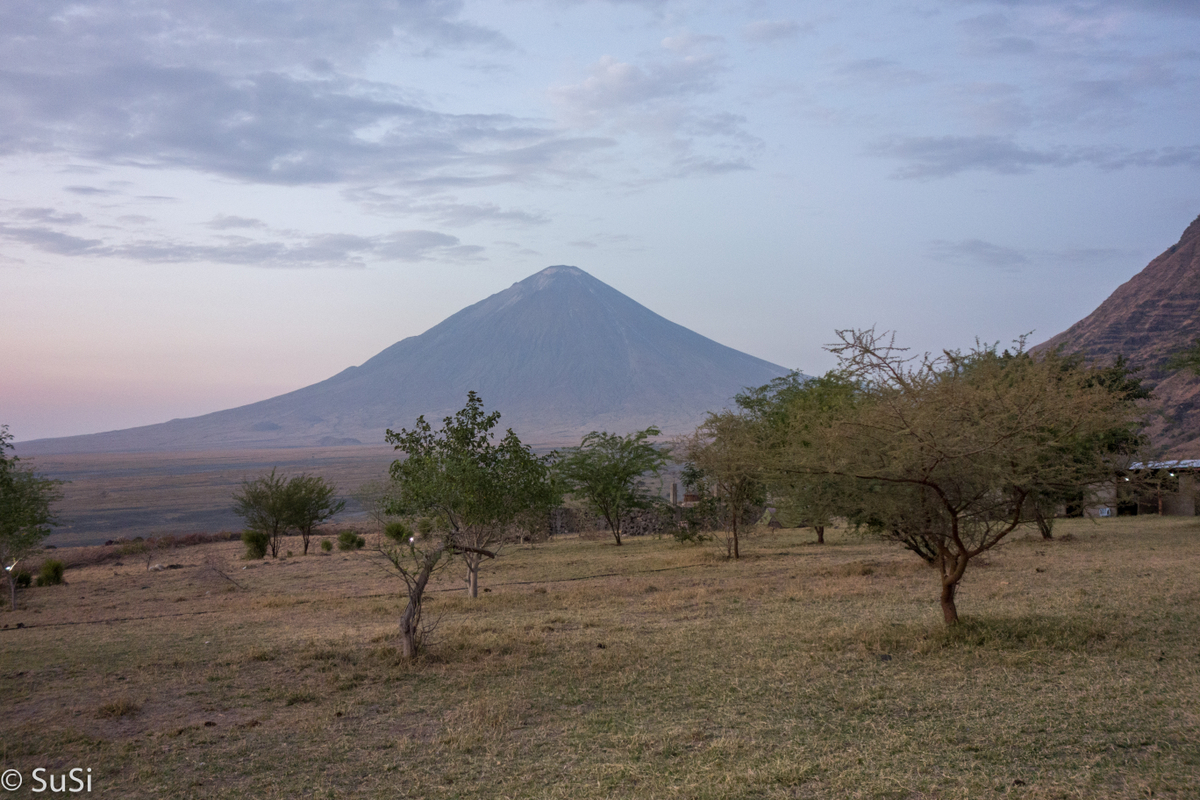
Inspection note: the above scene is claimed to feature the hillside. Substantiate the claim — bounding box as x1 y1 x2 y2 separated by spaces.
1037 214 1200 456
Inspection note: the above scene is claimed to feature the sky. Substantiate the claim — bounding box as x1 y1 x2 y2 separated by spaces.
3 0 1200 442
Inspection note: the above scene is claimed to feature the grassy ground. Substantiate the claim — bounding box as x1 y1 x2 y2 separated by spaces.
1 517 1198 799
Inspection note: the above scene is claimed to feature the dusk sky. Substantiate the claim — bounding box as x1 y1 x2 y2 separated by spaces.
4 0 1199 442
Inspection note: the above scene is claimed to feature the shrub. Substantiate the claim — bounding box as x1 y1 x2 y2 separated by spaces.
672 525 708 544
14 570 32 588
36 559 65 586
320 539 333 552
337 530 365 551
242 530 270 559
384 521 413 543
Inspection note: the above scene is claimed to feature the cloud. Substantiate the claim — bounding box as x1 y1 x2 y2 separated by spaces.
0 2 608 193
741 20 806 44
345 188 550 226
551 54 721 124
207 215 267 230
0 222 481 267
870 134 1200 178
9 207 86 225
970 0 1200 18
549 42 760 178
63 186 118 196
0 225 103 255
926 238 1031 272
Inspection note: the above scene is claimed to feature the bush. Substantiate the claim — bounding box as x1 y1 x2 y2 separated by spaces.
672 525 708 544
242 530 270 559
320 539 333 552
384 521 413 543
36 559 65 586
14 570 32 588
337 530 366 551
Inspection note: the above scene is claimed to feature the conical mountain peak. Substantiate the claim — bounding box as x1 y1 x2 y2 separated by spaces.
20 266 791 454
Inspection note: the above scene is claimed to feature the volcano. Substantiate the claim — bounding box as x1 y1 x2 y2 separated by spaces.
1036 214 1200 456
20 266 791 454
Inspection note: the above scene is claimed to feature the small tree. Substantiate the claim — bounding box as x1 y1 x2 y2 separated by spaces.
555 427 668 546
0 425 62 610
232 468 291 558
385 391 556 598
377 525 496 660
286 475 345 555
679 413 764 559
775 330 1145 625
737 372 860 544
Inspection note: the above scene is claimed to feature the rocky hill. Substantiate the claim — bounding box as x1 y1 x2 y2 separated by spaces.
1037 214 1200 456
18 266 791 454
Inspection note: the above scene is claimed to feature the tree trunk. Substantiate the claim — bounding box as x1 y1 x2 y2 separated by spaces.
1034 506 1054 540
465 553 480 598
399 553 439 660
940 579 959 625
302 532 311 555
731 518 740 559
399 596 420 660
815 526 825 544
5 572 14 611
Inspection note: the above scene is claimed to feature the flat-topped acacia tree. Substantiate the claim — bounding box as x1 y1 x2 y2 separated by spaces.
776 330 1145 625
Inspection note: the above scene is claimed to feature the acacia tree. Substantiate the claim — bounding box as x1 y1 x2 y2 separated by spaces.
555 427 668 546
385 391 556 599
736 372 858 544
778 330 1144 625
679 413 764 559
232 468 291 558
286 475 345 555
0 426 61 610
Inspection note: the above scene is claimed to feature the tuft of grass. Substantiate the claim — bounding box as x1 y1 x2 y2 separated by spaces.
96 698 141 719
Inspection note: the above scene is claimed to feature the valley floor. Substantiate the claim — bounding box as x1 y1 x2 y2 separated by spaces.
2 518 1198 799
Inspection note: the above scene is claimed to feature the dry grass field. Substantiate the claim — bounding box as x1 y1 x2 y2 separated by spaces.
2 517 1198 799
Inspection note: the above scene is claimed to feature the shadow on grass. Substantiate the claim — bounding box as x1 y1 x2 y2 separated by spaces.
849 614 1120 656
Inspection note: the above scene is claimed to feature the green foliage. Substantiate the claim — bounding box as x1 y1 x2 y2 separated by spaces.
384 520 414 543
337 530 365 551
1166 337 1200 376
233 468 344 557
554 426 667 546
232 468 291 558
680 413 766 558
37 559 64 586
764 329 1148 624
285 474 345 555
242 529 270 559
1 425 62 609
734 371 859 534
320 539 333 552
14 570 31 588
386 391 557 597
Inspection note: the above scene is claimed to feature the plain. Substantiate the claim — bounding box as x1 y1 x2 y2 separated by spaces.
1 517 1198 799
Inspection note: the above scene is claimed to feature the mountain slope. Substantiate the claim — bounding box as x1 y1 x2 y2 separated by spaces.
19 266 791 454
1036 214 1200 456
